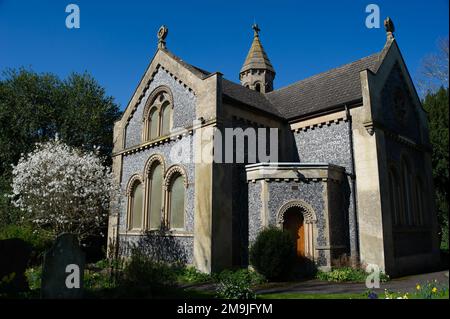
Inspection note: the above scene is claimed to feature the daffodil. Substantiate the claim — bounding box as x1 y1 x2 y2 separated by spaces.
416 284 421 290
432 287 438 293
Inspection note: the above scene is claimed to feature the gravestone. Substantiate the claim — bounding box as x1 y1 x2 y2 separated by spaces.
41 233 85 299
0 238 32 293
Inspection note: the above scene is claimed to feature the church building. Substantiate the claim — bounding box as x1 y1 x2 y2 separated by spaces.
107 18 440 276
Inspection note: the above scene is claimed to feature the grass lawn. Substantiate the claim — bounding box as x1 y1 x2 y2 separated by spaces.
258 292 366 299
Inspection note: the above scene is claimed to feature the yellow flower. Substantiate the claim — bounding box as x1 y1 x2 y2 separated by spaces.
432 287 438 293
416 284 421 290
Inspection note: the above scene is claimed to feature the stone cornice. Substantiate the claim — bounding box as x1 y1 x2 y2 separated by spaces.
113 118 217 157
290 110 348 133
246 163 345 183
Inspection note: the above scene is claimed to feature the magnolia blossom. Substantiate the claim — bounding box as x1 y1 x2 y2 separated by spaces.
11 139 120 240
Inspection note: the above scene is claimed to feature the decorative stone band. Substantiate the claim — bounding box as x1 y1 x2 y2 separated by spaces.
115 117 212 157
245 162 346 184
384 129 432 153
290 110 349 133
277 200 317 224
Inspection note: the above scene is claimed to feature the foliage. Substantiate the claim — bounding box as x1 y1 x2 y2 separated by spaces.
9 139 120 241
24 266 42 291
249 227 295 281
214 268 266 286
0 68 121 235
413 280 449 299
121 249 177 289
0 224 52 260
316 267 389 283
215 272 257 299
176 266 213 284
423 87 449 249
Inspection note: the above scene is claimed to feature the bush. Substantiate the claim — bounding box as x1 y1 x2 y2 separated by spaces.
119 249 178 297
176 266 212 284
316 267 390 283
214 269 266 286
25 266 42 290
0 224 52 264
215 271 257 299
249 227 295 281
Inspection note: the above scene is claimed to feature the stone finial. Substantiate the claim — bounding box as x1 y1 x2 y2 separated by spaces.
157 25 168 49
384 17 395 40
252 23 260 37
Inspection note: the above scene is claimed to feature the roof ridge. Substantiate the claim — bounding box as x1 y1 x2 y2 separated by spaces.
268 52 381 94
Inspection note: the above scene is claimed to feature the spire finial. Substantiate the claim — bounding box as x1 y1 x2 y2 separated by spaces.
252 23 260 37
157 25 169 49
384 17 395 40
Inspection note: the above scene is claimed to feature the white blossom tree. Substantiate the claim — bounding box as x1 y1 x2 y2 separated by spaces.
10 138 119 241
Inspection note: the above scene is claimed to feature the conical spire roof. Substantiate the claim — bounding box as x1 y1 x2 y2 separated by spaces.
240 24 275 74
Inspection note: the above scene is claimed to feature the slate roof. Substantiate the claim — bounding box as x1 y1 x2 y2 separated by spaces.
222 79 283 117
266 53 381 120
240 33 275 74
168 48 383 121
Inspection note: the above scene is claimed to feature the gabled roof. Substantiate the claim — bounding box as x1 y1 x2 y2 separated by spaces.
222 79 282 117
163 49 211 79
266 53 382 120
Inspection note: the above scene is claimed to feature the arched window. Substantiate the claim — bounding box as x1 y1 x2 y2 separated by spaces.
167 174 185 230
128 180 143 230
388 166 402 226
147 164 163 229
254 83 261 92
160 101 171 136
143 88 173 141
401 158 414 226
149 108 159 140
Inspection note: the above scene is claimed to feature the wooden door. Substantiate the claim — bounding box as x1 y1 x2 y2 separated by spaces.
284 209 305 257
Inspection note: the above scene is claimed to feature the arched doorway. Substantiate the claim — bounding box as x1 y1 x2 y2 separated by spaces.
277 200 316 262
283 207 306 258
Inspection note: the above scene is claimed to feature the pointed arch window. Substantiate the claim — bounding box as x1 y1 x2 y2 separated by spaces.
143 88 173 141
127 177 144 231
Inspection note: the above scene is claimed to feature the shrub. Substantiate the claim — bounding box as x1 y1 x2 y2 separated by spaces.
119 249 178 297
249 227 295 281
176 266 212 284
25 266 42 290
215 269 266 286
316 267 389 283
0 224 52 264
215 272 256 299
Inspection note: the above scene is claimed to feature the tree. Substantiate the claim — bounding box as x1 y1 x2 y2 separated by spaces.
423 87 449 249
417 37 449 96
0 68 121 225
10 139 120 241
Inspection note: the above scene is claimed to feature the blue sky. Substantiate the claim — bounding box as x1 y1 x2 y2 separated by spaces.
1 0 448 110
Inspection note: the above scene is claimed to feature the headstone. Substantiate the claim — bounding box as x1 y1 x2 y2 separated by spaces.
41 233 85 299
0 238 32 293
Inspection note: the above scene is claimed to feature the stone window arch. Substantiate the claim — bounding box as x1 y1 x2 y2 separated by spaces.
144 154 165 230
276 200 316 259
143 86 173 141
126 174 144 231
164 165 188 230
